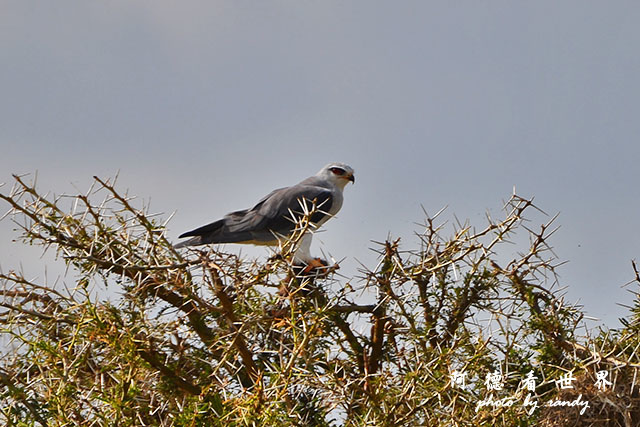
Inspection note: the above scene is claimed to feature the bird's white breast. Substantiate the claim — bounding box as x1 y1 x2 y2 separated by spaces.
314 189 342 228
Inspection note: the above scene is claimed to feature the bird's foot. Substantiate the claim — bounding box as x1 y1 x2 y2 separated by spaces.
303 257 327 272
297 258 339 276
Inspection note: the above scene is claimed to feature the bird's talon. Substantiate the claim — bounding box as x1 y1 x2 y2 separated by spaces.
301 258 336 274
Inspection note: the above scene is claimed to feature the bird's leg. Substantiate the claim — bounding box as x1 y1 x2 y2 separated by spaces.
292 233 314 265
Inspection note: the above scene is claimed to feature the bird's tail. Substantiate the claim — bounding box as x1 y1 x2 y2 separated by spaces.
174 218 226 248
173 236 205 249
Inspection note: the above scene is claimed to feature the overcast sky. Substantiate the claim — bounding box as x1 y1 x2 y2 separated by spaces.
1 1 639 327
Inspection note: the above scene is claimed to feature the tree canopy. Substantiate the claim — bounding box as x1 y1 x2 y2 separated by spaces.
1 174 639 426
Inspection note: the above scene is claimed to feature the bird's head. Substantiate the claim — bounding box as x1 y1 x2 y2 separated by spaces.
317 162 355 189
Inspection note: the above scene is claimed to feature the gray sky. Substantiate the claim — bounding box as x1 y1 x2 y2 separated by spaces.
1 1 639 327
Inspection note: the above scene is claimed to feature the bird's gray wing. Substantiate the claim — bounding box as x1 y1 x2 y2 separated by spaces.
176 184 334 247
228 184 334 237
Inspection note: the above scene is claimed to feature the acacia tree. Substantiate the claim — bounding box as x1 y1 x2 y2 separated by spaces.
1 174 639 426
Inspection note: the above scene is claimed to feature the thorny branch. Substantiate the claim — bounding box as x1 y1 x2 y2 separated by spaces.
1 175 640 426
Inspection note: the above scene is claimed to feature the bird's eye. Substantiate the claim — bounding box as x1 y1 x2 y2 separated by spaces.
330 167 345 175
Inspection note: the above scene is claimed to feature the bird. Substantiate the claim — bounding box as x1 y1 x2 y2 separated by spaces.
175 162 355 270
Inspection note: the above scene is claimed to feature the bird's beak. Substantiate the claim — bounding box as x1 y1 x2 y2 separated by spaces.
347 174 355 184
